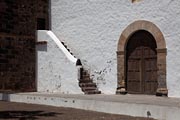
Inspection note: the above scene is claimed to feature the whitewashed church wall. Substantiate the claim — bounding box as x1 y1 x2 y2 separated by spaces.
51 0 180 97
37 30 83 94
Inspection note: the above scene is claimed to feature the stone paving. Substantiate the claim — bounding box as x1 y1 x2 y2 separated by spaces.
1 93 180 120
18 92 180 107
0 101 156 120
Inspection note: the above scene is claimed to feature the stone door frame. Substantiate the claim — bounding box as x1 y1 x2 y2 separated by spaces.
116 20 168 96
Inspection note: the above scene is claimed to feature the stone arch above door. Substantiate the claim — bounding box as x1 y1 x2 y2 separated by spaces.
116 20 168 96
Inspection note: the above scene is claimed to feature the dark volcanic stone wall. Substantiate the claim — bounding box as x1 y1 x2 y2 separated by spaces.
0 0 49 92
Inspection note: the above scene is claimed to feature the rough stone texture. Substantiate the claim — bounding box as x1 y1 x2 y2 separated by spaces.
51 0 180 97
37 31 83 94
0 0 49 92
0 35 35 92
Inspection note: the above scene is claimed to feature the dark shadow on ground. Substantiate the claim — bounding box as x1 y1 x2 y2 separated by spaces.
0 110 62 120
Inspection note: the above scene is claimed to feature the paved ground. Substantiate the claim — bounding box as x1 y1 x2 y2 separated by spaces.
16 92 179 107
0 101 155 120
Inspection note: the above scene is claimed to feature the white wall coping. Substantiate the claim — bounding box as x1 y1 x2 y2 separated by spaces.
43 30 78 64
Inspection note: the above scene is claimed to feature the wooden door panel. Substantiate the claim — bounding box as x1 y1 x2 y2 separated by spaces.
127 52 141 93
144 59 157 94
126 30 157 95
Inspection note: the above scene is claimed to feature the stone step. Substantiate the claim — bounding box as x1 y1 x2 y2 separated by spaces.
79 80 93 83
79 83 97 87
61 41 65 45
61 41 74 56
82 71 87 76
63 44 67 48
82 87 97 91
79 68 101 95
82 74 90 79
84 90 101 94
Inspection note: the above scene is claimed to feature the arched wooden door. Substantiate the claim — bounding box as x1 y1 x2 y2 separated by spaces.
126 30 158 95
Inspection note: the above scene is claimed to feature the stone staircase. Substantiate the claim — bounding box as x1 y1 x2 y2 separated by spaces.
61 41 74 57
79 68 101 94
60 40 101 94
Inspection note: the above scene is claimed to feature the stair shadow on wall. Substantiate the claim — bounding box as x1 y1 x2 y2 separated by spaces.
0 110 62 120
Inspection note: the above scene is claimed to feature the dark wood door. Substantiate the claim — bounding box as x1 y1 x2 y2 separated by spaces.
126 30 157 94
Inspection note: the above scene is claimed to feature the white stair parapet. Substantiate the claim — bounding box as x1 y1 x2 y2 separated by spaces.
46 31 78 64
37 30 83 94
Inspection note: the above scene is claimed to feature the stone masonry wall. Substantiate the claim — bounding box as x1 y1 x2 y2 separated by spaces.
0 0 49 92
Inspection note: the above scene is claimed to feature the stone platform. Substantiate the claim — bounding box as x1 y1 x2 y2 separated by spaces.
0 92 180 120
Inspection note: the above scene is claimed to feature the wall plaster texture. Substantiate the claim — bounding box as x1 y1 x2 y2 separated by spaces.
49 0 180 97
37 30 83 94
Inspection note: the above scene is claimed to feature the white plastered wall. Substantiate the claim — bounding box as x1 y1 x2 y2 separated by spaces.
50 0 180 97
37 30 83 94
